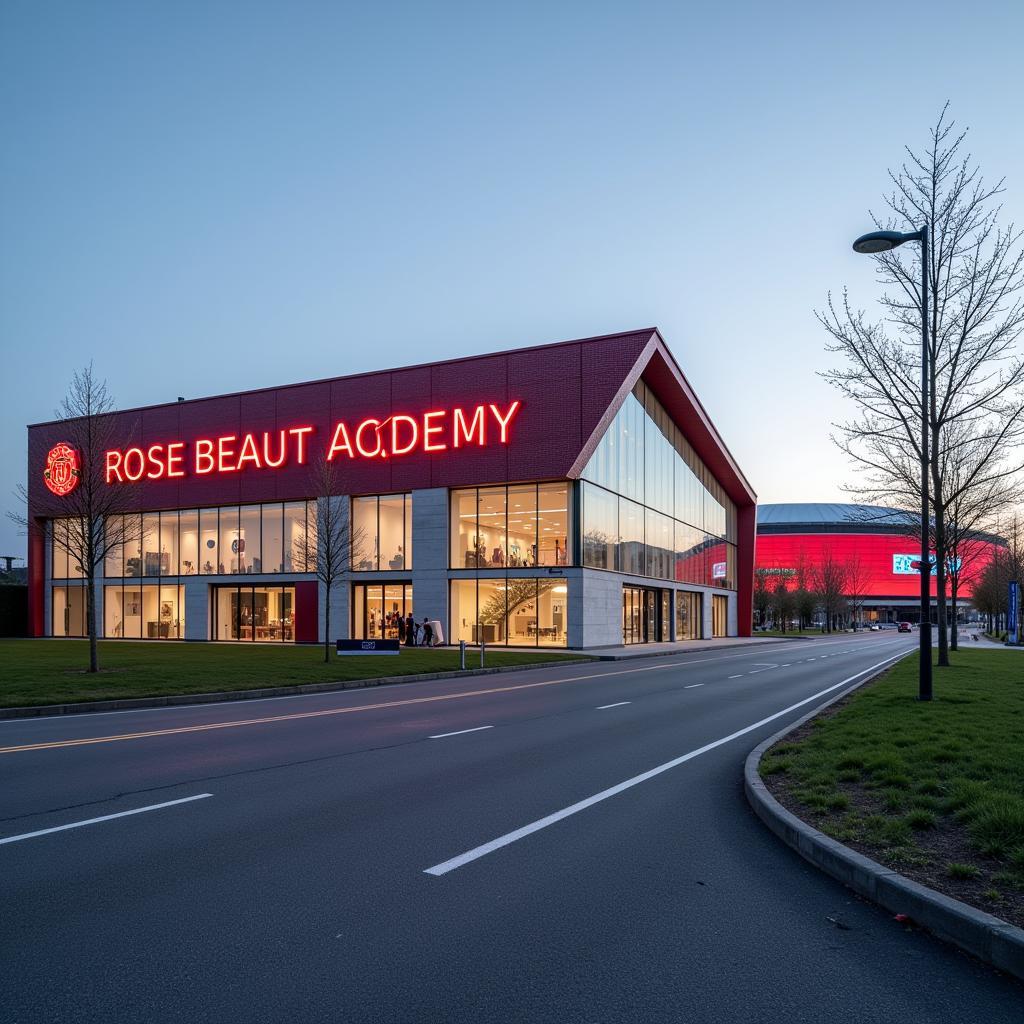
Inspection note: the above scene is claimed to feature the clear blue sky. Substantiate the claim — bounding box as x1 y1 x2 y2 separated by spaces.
3 0 1022 559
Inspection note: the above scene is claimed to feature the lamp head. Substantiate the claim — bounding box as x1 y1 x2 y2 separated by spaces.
852 229 921 254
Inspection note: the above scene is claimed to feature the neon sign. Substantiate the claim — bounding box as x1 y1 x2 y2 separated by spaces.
104 401 522 484
44 442 81 496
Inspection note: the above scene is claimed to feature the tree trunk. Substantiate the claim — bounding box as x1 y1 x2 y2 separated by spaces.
949 582 958 651
87 574 99 673
323 585 331 664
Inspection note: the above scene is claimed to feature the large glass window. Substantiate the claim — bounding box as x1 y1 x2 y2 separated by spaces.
712 594 728 637
582 482 617 570
159 511 179 576
449 577 568 647
200 507 219 574
51 584 86 636
284 502 309 572
51 519 85 579
261 504 284 574
179 510 199 575
351 494 413 571
100 582 181 640
619 499 645 577
141 512 161 576
213 585 296 641
451 484 571 570
239 505 261 574
645 509 673 580
219 506 240 574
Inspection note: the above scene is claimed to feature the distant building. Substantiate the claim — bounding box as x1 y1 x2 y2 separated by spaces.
755 502 1005 624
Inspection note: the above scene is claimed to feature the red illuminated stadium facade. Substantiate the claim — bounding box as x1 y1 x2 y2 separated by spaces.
27 329 756 648
755 503 1005 624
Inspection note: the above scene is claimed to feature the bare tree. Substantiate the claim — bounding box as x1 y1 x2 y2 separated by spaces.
811 548 848 633
820 106 1024 669
844 552 872 629
9 365 142 673
770 580 795 634
753 569 772 628
305 453 363 663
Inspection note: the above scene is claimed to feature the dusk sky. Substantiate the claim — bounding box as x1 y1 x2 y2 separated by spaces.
3 0 1022 559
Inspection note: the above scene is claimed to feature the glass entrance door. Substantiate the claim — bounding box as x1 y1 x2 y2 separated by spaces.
353 583 413 640
623 586 667 644
213 586 296 641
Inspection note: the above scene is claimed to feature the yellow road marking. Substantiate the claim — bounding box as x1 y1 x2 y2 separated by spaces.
0 662 675 755
2 637 902 757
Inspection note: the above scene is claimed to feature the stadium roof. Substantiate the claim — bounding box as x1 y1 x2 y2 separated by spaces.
757 503 917 530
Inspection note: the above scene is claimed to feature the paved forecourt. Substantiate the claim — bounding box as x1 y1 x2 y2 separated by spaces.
2 632 1020 1023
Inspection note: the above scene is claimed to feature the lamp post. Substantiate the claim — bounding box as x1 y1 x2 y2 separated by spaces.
852 226 932 700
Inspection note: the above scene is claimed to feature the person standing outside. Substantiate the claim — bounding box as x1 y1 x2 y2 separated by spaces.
405 612 417 647
422 617 434 647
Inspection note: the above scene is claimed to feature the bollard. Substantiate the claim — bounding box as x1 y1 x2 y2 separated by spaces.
460 639 466 670
480 639 485 668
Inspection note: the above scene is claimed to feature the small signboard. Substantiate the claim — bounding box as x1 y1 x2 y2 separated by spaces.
336 638 401 656
1009 581 1020 646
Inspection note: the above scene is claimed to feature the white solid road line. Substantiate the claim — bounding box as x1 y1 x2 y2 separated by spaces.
596 702 631 710
0 793 213 847
423 648 913 877
428 725 494 739
684 684 704 689
728 674 742 679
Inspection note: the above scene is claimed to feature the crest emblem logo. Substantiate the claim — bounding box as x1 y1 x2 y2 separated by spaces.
44 443 81 497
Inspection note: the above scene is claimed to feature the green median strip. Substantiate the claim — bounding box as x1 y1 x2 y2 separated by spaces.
0 640 588 708
761 648 1024 929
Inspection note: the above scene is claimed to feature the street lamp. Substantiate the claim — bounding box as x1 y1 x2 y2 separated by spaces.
852 225 932 700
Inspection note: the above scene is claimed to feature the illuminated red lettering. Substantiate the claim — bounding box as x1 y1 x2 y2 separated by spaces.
167 442 186 478
453 406 485 447
217 436 237 473
195 439 215 474
289 426 314 464
145 444 167 480
105 450 124 483
327 422 354 461
236 433 262 470
263 430 287 468
390 415 418 456
423 410 447 452
123 447 146 482
489 400 521 442
355 419 383 458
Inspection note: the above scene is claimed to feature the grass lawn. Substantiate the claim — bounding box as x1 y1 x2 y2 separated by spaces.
762 648 1024 928
0 639 587 708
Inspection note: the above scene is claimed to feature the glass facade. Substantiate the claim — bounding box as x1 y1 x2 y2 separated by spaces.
104 502 316 578
581 381 737 589
712 594 729 638
450 578 568 647
351 494 413 571
104 584 185 639
213 585 296 641
450 483 570 569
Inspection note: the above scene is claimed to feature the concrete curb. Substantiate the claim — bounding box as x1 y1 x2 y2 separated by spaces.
0 658 593 720
744 662 1024 982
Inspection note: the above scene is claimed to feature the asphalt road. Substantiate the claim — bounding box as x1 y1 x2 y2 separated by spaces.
2 633 1021 1023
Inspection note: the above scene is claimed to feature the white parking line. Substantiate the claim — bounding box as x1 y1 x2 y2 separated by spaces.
423 648 912 877
728 674 743 679
429 726 494 739
684 684 704 689
0 794 213 846
596 702 631 710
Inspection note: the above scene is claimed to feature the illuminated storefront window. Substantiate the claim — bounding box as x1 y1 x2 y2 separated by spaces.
450 578 568 647
351 494 413 571
212 586 296 642
450 483 570 570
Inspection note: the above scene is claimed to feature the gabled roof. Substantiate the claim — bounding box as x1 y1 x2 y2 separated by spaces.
27 328 754 515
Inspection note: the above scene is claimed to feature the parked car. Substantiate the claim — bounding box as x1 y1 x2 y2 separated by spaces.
898 621 912 633
869 624 881 631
